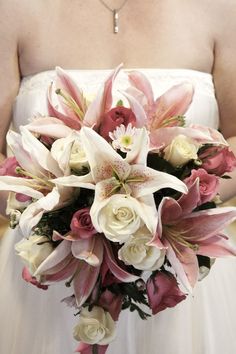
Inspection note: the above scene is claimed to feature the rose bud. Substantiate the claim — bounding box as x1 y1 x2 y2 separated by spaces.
184 168 219 205
199 146 236 176
98 289 123 321
146 271 186 315
70 208 97 239
99 106 136 141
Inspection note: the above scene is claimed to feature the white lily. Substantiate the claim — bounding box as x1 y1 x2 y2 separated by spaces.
0 127 76 236
52 127 188 237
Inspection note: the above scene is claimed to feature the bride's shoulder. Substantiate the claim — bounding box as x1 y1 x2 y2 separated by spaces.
0 0 51 30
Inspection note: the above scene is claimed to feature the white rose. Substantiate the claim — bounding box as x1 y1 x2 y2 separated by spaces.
164 134 199 167
69 139 89 173
97 195 143 243
51 132 88 174
118 227 165 270
15 235 54 275
73 306 116 345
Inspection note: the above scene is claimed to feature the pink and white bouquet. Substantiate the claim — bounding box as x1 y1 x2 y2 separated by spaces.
1 65 236 353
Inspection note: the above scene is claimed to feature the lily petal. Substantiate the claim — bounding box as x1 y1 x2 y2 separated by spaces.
103 240 139 282
120 90 148 127
150 82 194 130
71 236 104 266
35 240 72 276
128 70 154 106
73 261 100 307
25 117 73 138
80 127 130 182
19 187 61 236
164 240 193 293
84 64 122 127
0 176 43 199
129 165 188 198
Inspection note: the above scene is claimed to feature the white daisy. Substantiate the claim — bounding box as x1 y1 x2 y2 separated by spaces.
109 123 139 152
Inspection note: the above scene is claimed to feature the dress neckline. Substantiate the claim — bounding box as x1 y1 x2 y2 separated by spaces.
22 67 213 80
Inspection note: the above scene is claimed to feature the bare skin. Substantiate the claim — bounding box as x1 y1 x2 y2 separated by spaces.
1 0 236 199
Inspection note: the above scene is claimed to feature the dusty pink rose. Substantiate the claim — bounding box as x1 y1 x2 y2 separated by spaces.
199 146 236 176
146 271 186 315
75 343 108 354
98 289 123 321
184 168 219 204
0 156 19 177
99 106 136 141
70 208 97 239
22 267 48 290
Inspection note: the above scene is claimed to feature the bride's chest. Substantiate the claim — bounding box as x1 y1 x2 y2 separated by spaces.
19 0 215 76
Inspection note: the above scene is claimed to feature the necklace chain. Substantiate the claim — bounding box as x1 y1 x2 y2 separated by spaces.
98 0 129 33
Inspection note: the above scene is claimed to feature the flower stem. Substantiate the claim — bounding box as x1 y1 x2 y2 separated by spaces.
92 344 98 354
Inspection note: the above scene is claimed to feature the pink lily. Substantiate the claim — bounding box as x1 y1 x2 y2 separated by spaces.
35 232 138 307
149 124 229 151
152 180 236 291
47 65 122 130
52 127 188 237
127 70 194 130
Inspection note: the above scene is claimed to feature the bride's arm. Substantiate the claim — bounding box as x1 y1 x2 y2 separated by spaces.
0 2 20 155
212 2 236 202
0 2 20 215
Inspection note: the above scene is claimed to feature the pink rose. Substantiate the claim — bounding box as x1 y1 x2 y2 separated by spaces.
70 208 97 239
99 106 136 141
146 271 186 315
184 168 219 205
75 343 108 354
22 267 48 290
0 156 19 177
199 146 236 176
98 289 123 321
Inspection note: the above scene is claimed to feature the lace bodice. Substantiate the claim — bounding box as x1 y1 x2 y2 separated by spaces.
13 68 219 130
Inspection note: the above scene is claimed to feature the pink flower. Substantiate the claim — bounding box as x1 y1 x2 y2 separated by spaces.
22 267 48 290
0 156 32 202
99 106 136 141
75 343 108 354
199 146 236 176
98 289 123 321
146 271 186 314
70 208 97 239
184 168 219 205
151 180 236 291
0 156 19 177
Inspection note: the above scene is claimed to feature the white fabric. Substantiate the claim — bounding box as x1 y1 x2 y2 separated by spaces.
1 68 236 354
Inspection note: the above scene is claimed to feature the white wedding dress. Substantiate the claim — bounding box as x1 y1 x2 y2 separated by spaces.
1 68 236 354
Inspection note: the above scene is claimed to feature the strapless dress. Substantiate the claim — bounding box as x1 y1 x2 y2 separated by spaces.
1 68 236 354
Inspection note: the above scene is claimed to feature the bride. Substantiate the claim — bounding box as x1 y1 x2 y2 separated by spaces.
1 1 236 353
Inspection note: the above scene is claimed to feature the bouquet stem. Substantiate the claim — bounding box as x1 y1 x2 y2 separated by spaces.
92 344 98 354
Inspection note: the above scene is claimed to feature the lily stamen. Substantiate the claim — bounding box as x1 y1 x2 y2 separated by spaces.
165 226 199 252
55 88 84 121
16 167 54 190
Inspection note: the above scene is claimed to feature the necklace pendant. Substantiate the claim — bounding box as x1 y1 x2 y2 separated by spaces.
113 10 119 33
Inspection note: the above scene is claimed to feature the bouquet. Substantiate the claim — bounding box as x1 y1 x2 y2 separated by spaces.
1 65 236 354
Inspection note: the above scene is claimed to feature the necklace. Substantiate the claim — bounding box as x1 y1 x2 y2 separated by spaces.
98 0 129 34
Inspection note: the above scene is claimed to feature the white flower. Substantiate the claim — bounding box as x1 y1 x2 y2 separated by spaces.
15 235 54 275
109 123 140 152
118 226 165 270
73 306 116 345
97 194 143 243
69 139 89 173
164 134 199 167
